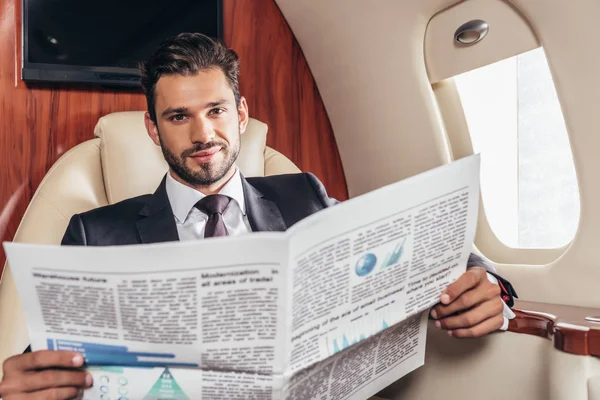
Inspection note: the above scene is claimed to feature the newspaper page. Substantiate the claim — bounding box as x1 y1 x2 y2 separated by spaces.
5 236 289 399
3 155 480 400
283 154 480 399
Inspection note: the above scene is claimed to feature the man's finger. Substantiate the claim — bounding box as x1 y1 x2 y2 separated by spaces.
439 267 486 305
26 386 82 400
3 351 84 374
19 369 92 393
432 280 500 319
435 298 504 330
447 314 505 339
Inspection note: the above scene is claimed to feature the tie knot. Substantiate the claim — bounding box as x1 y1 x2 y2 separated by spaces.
195 194 231 216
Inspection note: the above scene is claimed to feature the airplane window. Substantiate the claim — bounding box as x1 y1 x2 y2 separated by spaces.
454 47 579 249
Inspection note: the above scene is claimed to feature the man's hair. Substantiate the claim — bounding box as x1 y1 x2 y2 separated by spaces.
140 33 241 122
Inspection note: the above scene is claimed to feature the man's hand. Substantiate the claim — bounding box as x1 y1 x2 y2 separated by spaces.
0 350 92 399
430 267 504 338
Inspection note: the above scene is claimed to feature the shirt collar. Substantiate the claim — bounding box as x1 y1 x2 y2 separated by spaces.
165 168 246 223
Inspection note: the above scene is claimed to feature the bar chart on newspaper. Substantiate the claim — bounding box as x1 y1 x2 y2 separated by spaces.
329 319 390 354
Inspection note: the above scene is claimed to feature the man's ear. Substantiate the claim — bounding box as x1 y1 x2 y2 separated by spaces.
144 112 161 146
238 96 249 134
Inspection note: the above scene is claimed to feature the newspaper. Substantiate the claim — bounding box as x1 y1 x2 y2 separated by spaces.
3 155 480 400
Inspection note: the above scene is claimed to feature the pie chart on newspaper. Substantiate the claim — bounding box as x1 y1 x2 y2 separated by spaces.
355 253 377 277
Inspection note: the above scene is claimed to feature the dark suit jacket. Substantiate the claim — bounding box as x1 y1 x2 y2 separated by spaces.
59 171 502 280
61 172 337 246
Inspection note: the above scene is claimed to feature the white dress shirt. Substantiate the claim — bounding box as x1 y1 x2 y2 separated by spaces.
165 169 252 241
165 170 513 330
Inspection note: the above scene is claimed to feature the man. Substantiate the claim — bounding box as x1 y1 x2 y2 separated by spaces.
0 33 516 399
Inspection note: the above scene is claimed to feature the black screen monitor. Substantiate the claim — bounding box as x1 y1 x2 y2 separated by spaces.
22 0 222 87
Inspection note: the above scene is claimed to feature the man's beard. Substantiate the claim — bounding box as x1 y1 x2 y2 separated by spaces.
159 130 241 187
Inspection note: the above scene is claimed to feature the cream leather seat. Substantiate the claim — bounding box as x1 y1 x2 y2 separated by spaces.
0 111 300 373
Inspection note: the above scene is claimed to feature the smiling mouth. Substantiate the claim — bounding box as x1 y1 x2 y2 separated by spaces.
188 146 222 163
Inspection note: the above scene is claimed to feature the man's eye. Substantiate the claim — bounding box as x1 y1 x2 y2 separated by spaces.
170 114 186 122
209 108 225 116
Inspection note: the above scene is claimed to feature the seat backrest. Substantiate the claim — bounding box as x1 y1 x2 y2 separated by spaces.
0 112 300 372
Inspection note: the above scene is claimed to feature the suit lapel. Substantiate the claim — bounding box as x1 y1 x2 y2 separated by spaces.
136 177 180 244
242 176 287 232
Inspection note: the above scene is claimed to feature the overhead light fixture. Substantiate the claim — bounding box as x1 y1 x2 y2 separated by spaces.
454 19 489 45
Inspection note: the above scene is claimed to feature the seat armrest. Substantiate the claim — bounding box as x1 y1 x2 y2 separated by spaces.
508 300 600 356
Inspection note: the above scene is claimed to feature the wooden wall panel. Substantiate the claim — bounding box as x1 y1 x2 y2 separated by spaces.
0 0 149 276
0 0 347 274
222 0 348 201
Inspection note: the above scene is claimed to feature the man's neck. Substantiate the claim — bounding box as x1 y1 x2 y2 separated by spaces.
169 167 237 196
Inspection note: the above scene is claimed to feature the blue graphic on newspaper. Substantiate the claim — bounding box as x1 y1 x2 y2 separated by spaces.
144 368 190 400
330 319 390 354
380 237 406 269
355 253 377 277
46 338 199 368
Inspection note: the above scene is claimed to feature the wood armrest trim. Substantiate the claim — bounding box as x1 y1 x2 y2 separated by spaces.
508 300 600 356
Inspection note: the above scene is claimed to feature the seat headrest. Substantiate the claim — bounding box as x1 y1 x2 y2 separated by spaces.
94 111 267 204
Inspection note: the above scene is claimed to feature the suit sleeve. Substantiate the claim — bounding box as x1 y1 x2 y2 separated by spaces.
305 172 340 207
61 214 87 246
467 252 495 273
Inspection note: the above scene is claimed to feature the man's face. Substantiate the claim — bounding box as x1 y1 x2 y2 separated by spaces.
145 69 248 188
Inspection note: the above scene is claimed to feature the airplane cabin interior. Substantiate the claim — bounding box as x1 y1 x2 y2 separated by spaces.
0 0 598 399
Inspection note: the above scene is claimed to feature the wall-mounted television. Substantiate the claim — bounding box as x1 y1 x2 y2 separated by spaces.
22 0 222 87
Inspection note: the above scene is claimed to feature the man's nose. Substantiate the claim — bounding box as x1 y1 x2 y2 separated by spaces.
190 117 215 143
